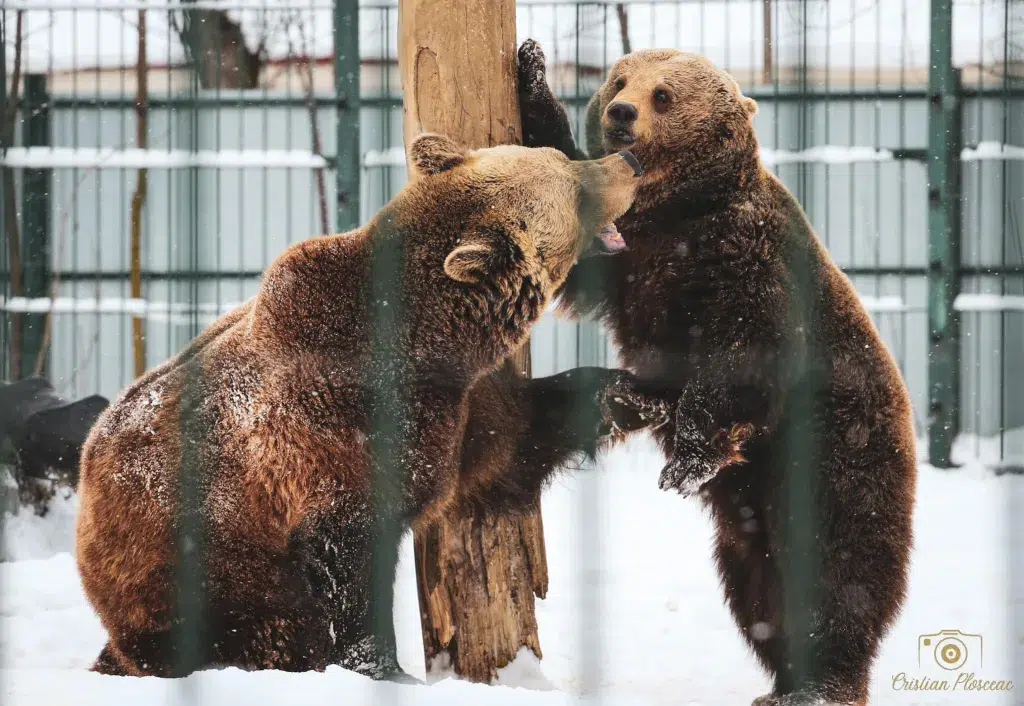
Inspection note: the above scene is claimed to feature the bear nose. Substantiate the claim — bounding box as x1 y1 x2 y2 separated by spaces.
607 102 638 124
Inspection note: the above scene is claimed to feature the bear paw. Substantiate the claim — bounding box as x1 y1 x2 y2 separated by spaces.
752 691 851 706
382 669 425 685
340 636 415 683
517 39 551 101
598 373 672 439
657 447 718 497
350 659 421 684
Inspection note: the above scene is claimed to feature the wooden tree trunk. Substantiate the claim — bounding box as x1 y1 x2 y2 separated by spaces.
398 0 550 684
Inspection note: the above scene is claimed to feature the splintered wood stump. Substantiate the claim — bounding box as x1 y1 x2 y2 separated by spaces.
399 0 550 683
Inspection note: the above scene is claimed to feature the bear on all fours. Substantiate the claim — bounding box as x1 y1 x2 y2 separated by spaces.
74 134 656 681
516 40 917 706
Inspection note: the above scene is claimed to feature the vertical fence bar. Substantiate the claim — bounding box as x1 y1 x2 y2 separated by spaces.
20 74 51 380
172 34 206 696
779 0 824 692
1002 0 1023 692
0 8 9 381
926 0 962 469
334 0 361 231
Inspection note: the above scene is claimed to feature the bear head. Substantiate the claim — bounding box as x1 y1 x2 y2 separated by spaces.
407 133 642 297
583 51 760 209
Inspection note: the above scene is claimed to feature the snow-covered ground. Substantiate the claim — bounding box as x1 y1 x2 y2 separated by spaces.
1 434 1020 705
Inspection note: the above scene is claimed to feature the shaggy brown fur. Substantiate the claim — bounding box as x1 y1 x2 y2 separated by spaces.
517 41 917 706
74 134 651 681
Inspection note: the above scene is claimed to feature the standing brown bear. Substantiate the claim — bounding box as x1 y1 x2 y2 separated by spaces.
74 134 649 681
516 41 917 706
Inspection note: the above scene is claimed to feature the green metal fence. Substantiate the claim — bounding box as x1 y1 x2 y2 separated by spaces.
0 0 1021 467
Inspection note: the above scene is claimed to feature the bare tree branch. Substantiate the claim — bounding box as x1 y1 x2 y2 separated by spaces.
3 10 25 379
292 12 329 236
615 4 632 55
129 9 150 378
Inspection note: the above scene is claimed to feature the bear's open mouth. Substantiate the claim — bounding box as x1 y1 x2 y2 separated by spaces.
595 223 628 254
605 129 636 147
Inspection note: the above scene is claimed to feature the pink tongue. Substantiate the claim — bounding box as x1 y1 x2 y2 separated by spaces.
598 224 628 252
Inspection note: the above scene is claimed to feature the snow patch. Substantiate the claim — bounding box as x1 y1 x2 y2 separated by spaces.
0 147 328 170
364 145 903 170
1 490 78 563
961 141 1024 162
858 295 908 313
494 647 557 692
364 146 407 169
0 297 242 324
952 430 1024 468
761 145 895 165
954 293 1024 312
425 651 456 684
1 293 912 320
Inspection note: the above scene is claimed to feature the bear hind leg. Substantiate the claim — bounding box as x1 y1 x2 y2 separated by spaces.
98 629 179 677
294 512 418 683
336 518 416 683
101 603 326 677
708 500 785 678
90 641 129 675
206 606 328 673
712 491 897 706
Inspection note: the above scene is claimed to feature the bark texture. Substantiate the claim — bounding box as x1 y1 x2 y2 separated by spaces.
399 0 550 683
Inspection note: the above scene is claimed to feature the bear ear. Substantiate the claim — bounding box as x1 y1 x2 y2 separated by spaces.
445 226 524 284
741 95 759 117
410 133 467 176
444 242 494 284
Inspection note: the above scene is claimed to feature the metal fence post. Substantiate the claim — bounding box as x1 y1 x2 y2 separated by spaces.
926 0 963 469
334 0 361 232
20 74 51 379
0 10 8 380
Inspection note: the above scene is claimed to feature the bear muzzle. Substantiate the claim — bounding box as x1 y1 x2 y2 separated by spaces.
576 150 642 257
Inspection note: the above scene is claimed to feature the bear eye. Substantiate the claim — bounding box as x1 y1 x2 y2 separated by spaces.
654 89 670 106
614 76 627 91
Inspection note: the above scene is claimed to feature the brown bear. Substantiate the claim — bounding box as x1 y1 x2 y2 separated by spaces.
74 134 652 682
516 41 917 706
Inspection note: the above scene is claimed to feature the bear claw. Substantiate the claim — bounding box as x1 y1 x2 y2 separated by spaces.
598 380 671 437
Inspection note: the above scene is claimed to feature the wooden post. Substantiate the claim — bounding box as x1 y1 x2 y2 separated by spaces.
399 0 550 684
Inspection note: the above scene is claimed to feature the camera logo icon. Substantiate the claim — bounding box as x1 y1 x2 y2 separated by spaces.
918 629 983 671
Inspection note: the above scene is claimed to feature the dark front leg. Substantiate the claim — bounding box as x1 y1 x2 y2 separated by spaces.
655 338 790 493
658 382 758 497
461 365 673 514
528 366 672 461
517 39 589 159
